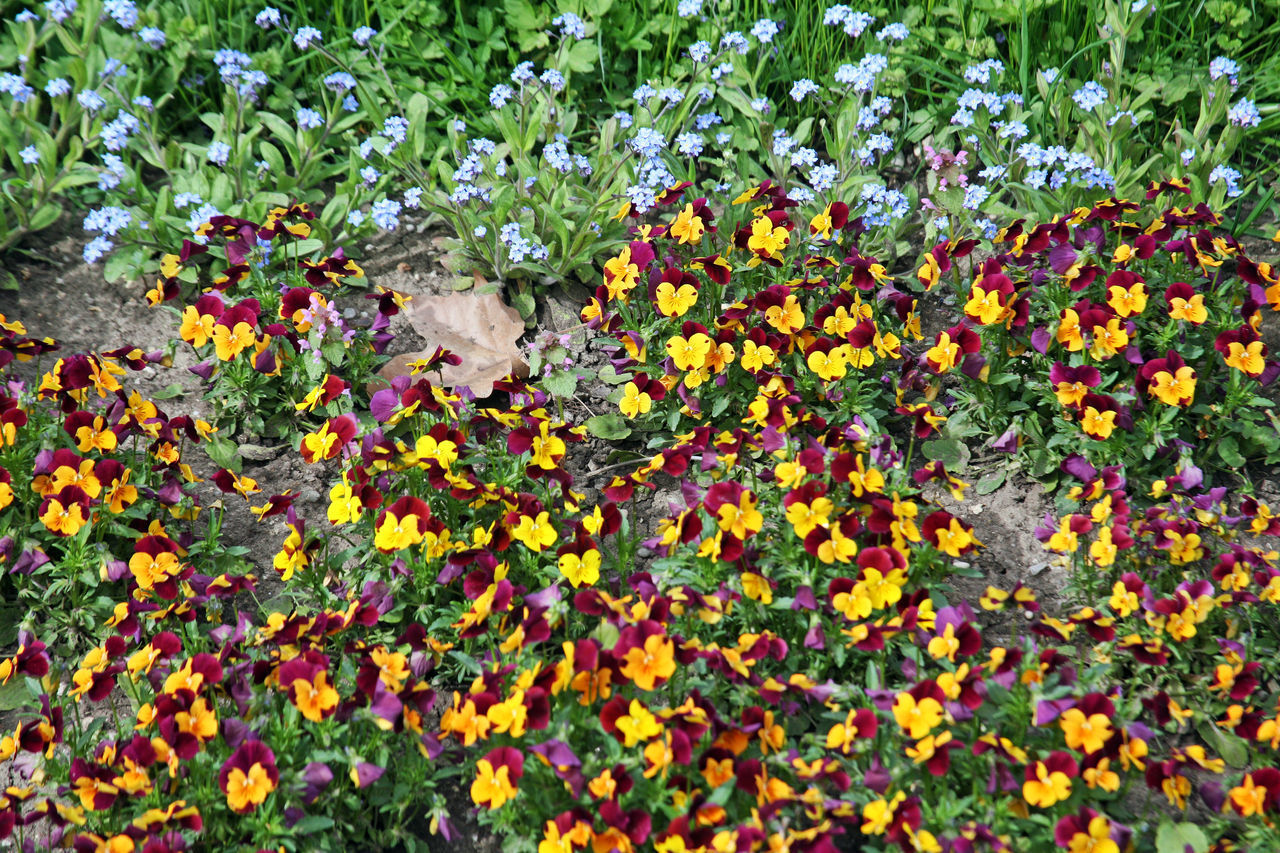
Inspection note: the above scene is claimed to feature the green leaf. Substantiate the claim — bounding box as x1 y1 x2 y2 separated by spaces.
596 365 631 385
717 87 757 119
151 384 186 400
331 112 367 136
0 678 31 711
260 140 286 177
210 173 234 208
543 205 573 261
542 370 578 398
205 436 241 472
407 92 431 130
292 238 325 257
509 290 536 320
793 117 814 147
503 0 542 29
922 438 970 470
200 111 226 135
321 194 349 231
27 203 60 233
258 112 299 158
1198 721 1248 768
321 340 347 365
103 248 143 283
291 816 335 834
586 413 631 440
565 39 597 73
50 169 99 193
1155 820 1208 853
448 650 483 676
974 469 1006 495
1217 435 1246 468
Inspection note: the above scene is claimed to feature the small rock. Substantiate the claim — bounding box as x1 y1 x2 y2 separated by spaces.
636 546 653 558
343 308 356 319
953 560 970 569
300 488 320 504
364 243 375 252
1027 561 1049 577
238 444 284 462
969 503 983 514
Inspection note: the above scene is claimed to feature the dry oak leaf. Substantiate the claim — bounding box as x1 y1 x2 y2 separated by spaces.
376 289 528 399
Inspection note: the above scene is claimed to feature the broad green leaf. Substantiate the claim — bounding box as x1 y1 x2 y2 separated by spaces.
1155 820 1208 853
331 112 366 136
509 290 536 320
793 117 814 147
586 413 631 440
543 204 572 260
260 140 286 178
291 816 335 834
27 203 60 233
205 435 241 473
565 39 597 73
1198 720 1248 768
103 248 143 283
541 370 578 398
922 437 970 470
974 470 1006 495
257 112 300 161
150 384 186 400
448 650 483 676
292 238 325 256
596 365 631 385
0 679 30 712
1217 435 1246 468
504 0 544 30
320 194 350 231
210 173 234 209
717 87 757 120
200 111 226 135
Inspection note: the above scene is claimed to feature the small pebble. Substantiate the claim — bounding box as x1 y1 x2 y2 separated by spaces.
300 488 320 504
636 546 653 558
1027 561 1049 577
953 560 970 569
343 308 356 319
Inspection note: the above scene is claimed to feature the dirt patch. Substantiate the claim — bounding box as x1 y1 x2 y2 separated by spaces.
937 469 1062 596
925 466 1067 651
0 222 205 410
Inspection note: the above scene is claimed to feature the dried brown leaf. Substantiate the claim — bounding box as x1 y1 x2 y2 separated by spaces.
376 289 528 398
